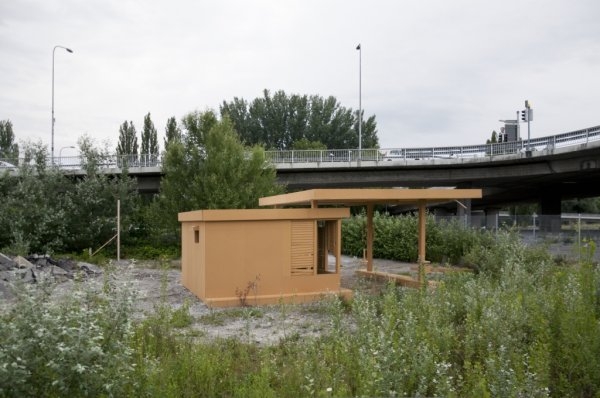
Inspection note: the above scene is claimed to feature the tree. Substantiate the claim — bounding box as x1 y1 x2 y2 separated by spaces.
0 137 139 253
164 116 181 150
220 89 379 150
562 197 600 213
0 141 69 252
63 135 139 251
354 110 379 149
116 120 138 166
292 138 327 150
159 111 282 229
0 120 19 160
305 95 348 147
200 117 282 209
181 110 218 148
141 113 159 165
486 130 498 144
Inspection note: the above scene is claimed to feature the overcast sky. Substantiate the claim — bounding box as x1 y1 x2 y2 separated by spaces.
1 0 599 156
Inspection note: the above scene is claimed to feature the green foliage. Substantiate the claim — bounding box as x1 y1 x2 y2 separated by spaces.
221 89 379 149
0 142 72 253
163 116 181 150
140 112 159 156
562 196 600 213
486 129 498 144
0 119 19 160
158 112 283 231
65 136 139 252
291 137 327 150
116 120 138 155
0 276 137 397
0 138 139 254
342 212 485 264
123 244 179 260
2 236 599 397
131 236 600 397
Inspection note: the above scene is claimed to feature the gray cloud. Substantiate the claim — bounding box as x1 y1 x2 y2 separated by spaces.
1 0 599 152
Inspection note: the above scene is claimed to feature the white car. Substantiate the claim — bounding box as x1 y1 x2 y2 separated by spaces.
0 160 17 169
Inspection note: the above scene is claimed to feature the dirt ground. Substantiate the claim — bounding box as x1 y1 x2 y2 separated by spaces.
114 255 415 345
0 254 439 345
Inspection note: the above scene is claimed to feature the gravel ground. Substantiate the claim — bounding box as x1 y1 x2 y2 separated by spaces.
111 255 414 344
10 239 591 346
1 255 413 345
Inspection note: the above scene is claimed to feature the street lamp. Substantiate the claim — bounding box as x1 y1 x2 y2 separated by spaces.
52 45 73 165
59 145 76 166
356 43 362 164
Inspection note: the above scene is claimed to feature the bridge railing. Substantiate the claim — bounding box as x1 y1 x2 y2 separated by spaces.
2 125 599 170
264 124 600 164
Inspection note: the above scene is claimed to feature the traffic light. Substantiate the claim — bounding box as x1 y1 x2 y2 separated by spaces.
521 110 528 122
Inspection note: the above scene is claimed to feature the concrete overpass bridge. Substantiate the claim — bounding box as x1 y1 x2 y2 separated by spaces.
4 124 600 224
271 128 600 212
118 124 600 213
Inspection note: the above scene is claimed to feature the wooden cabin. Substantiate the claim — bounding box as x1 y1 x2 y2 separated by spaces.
180 188 482 307
179 208 351 307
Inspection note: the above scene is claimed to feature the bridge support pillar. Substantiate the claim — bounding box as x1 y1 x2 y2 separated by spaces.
457 199 471 226
485 208 500 231
540 193 561 233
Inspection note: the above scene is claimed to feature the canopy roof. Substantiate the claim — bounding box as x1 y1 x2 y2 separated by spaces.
260 188 483 272
259 188 482 208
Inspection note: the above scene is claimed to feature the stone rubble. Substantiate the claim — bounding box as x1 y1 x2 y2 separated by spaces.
0 253 103 299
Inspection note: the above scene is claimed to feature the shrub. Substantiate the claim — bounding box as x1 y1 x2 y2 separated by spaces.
342 212 486 264
0 276 137 397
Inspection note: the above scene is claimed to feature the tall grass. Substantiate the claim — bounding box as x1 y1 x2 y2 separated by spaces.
2 232 599 397
127 231 600 397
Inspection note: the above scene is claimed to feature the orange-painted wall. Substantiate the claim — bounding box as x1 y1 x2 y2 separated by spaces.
179 208 350 307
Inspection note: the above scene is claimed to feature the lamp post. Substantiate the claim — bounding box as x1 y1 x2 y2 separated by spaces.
59 145 76 166
52 45 73 165
356 43 362 164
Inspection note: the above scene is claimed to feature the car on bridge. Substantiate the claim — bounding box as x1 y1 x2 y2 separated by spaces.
385 149 434 160
0 160 17 169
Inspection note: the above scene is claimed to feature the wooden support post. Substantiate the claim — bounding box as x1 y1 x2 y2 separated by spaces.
366 204 374 272
418 200 427 263
336 219 342 274
418 200 427 287
117 199 121 261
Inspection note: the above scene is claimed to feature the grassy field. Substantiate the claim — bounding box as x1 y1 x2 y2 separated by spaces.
1 231 599 397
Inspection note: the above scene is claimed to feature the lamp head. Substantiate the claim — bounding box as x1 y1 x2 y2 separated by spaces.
66 48 73 53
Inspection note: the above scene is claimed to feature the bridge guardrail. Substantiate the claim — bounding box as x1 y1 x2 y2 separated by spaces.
2 125 599 170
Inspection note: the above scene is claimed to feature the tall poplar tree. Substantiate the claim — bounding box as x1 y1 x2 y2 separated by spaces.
141 112 159 164
164 116 181 150
116 120 138 166
0 120 19 160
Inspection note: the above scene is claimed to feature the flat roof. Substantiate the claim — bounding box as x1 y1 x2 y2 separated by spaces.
178 207 350 222
259 188 482 207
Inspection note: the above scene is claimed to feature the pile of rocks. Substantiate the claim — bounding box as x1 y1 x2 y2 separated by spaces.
0 253 103 298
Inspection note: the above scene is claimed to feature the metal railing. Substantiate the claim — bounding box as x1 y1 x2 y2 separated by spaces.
434 213 600 263
1 124 599 171
265 124 600 165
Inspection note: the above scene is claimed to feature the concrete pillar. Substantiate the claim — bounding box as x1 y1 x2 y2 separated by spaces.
485 208 500 231
456 199 472 227
540 193 561 233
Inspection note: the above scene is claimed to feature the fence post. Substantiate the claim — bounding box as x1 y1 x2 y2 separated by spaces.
117 199 121 261
578 213 581 264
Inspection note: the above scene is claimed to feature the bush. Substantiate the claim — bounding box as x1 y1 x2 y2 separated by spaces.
342 212 487 264
0 275 138 397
